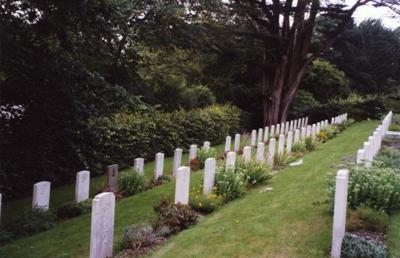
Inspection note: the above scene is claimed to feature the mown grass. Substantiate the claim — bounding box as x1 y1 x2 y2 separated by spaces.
3 121 397 258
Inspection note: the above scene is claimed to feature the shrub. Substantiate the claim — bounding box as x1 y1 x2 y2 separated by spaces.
89 104 241 173
347 207 390 233
274 152 297 167
236 160 272 187
189 187 223 214
316 131 329 142
189 158 201 171
118 172 146 197
341 233 387 258
0 229 14 245
215 167 246 202
344 166 400 212
389 124 400 131
153 199 199 234
305 137 319 151
374 147 400 172
121 224 158 249
321 126 337 139
196 148 217 169
56 200 92 220
292 141 307 153
10 208 56 237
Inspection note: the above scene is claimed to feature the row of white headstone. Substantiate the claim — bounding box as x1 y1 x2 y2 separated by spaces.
331 111 392 258
355 111 393 167
87 113 348 258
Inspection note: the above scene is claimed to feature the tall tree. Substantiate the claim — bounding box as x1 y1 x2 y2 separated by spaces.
224 0 399 125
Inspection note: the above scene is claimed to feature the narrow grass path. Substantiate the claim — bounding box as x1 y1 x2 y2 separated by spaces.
146 120 379 258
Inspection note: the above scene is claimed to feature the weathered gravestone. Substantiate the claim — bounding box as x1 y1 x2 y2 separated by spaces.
256 142 265 162
154 152 164 180
203 158 216 195
278 134 285 156
106 164 118 192
225 136 232 152
174 166 190 205
286 131 293 154
89 192 115 258
189 144 197 162
32 181 51 210
263 127 269 142
226 151 236 169
134 158 144 174
234 134 241 152
172 148 183 176
243 146 252 162
251 130 257 146
267 138 276 165
203 141 211 152
75 170 90 203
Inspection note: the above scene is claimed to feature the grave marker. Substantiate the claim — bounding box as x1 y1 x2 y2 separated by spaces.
203 158 216 194
234 134 241 152
172 148 182 176
134 158 144 174
154 152 164 180
189 144 197 161
286 131 293 154
226 151 236 169
32 181 51 210
256 142 265 162
243 146 252 162
75 170 90 203
225 136 232 152
267 138 276 165
106 164 118 192
174 166 191 205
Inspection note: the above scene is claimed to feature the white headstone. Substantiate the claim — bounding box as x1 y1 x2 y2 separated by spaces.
226 151 236 170
234 134 241 152
356 149 364 165
106 164 118 192
154 152 164 180
294 129 300 143
311 124 316 138
301 127 306 140
305 117 309 126
75 170 90 203
280 123 285 135
256 142 265 162
331 169 349 258
174 166 190 205
189 144 197 161
89 192 115 258
270 125 275 137
363 142 371 167
32 181 51 210
316 122 321 134
243 146 252 162
276 124 280 136
278 134 285 156
285 122 289 134
134 158 144 174
203 141 211 152
172 148 183 176
203 158 216 195
251 130 257 146
286 131 293 154
257 129 263 144
225 136 232 152
263 127 269 142
306 125 312 137
267 138 276 165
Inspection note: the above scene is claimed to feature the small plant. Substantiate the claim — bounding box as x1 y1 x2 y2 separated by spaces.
341 233 387 258
118 172 146 197
10 208 56 237
291 141 306 153
0 229 14 245
153 199 199 234
150 175 171 187
274 152 297 167
121 224 159 250
189 187 223 214
304 136 319 151
189 158 201 171
389 124 400 132
236 160 271 187
215 166 246 202
56 200 92 220
347 207 390 233
321 126 337 139
374 147 400 172
316 131 328 142
197 148 217 168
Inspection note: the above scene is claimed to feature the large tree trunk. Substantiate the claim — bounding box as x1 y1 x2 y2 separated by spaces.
262 61 307 126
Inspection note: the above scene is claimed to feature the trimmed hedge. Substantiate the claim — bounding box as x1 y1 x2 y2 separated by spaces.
88 104 241 172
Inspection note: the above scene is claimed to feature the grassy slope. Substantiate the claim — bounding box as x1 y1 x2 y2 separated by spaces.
3 121 398 258
146 120 379 258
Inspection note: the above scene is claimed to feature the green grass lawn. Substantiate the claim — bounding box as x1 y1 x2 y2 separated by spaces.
1 120 398 258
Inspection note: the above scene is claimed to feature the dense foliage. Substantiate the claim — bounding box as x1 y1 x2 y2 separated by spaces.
341 233 387 258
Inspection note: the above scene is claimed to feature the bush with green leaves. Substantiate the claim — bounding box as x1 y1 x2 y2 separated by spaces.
374 147 400 172
341 233 387 258
56 200 92 220
334 165 400 212
196 148 217 168
153 199 199 234
10 208 56 238
305 137 319 151
321 126 337 139
236 160 272 187
291 141 307 153
215 167 246 202
189 187 223 214
90 104 241 172
0 229 14 245
118 172 147 197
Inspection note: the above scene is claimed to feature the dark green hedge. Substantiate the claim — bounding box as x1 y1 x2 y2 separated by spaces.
88 104 241 172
